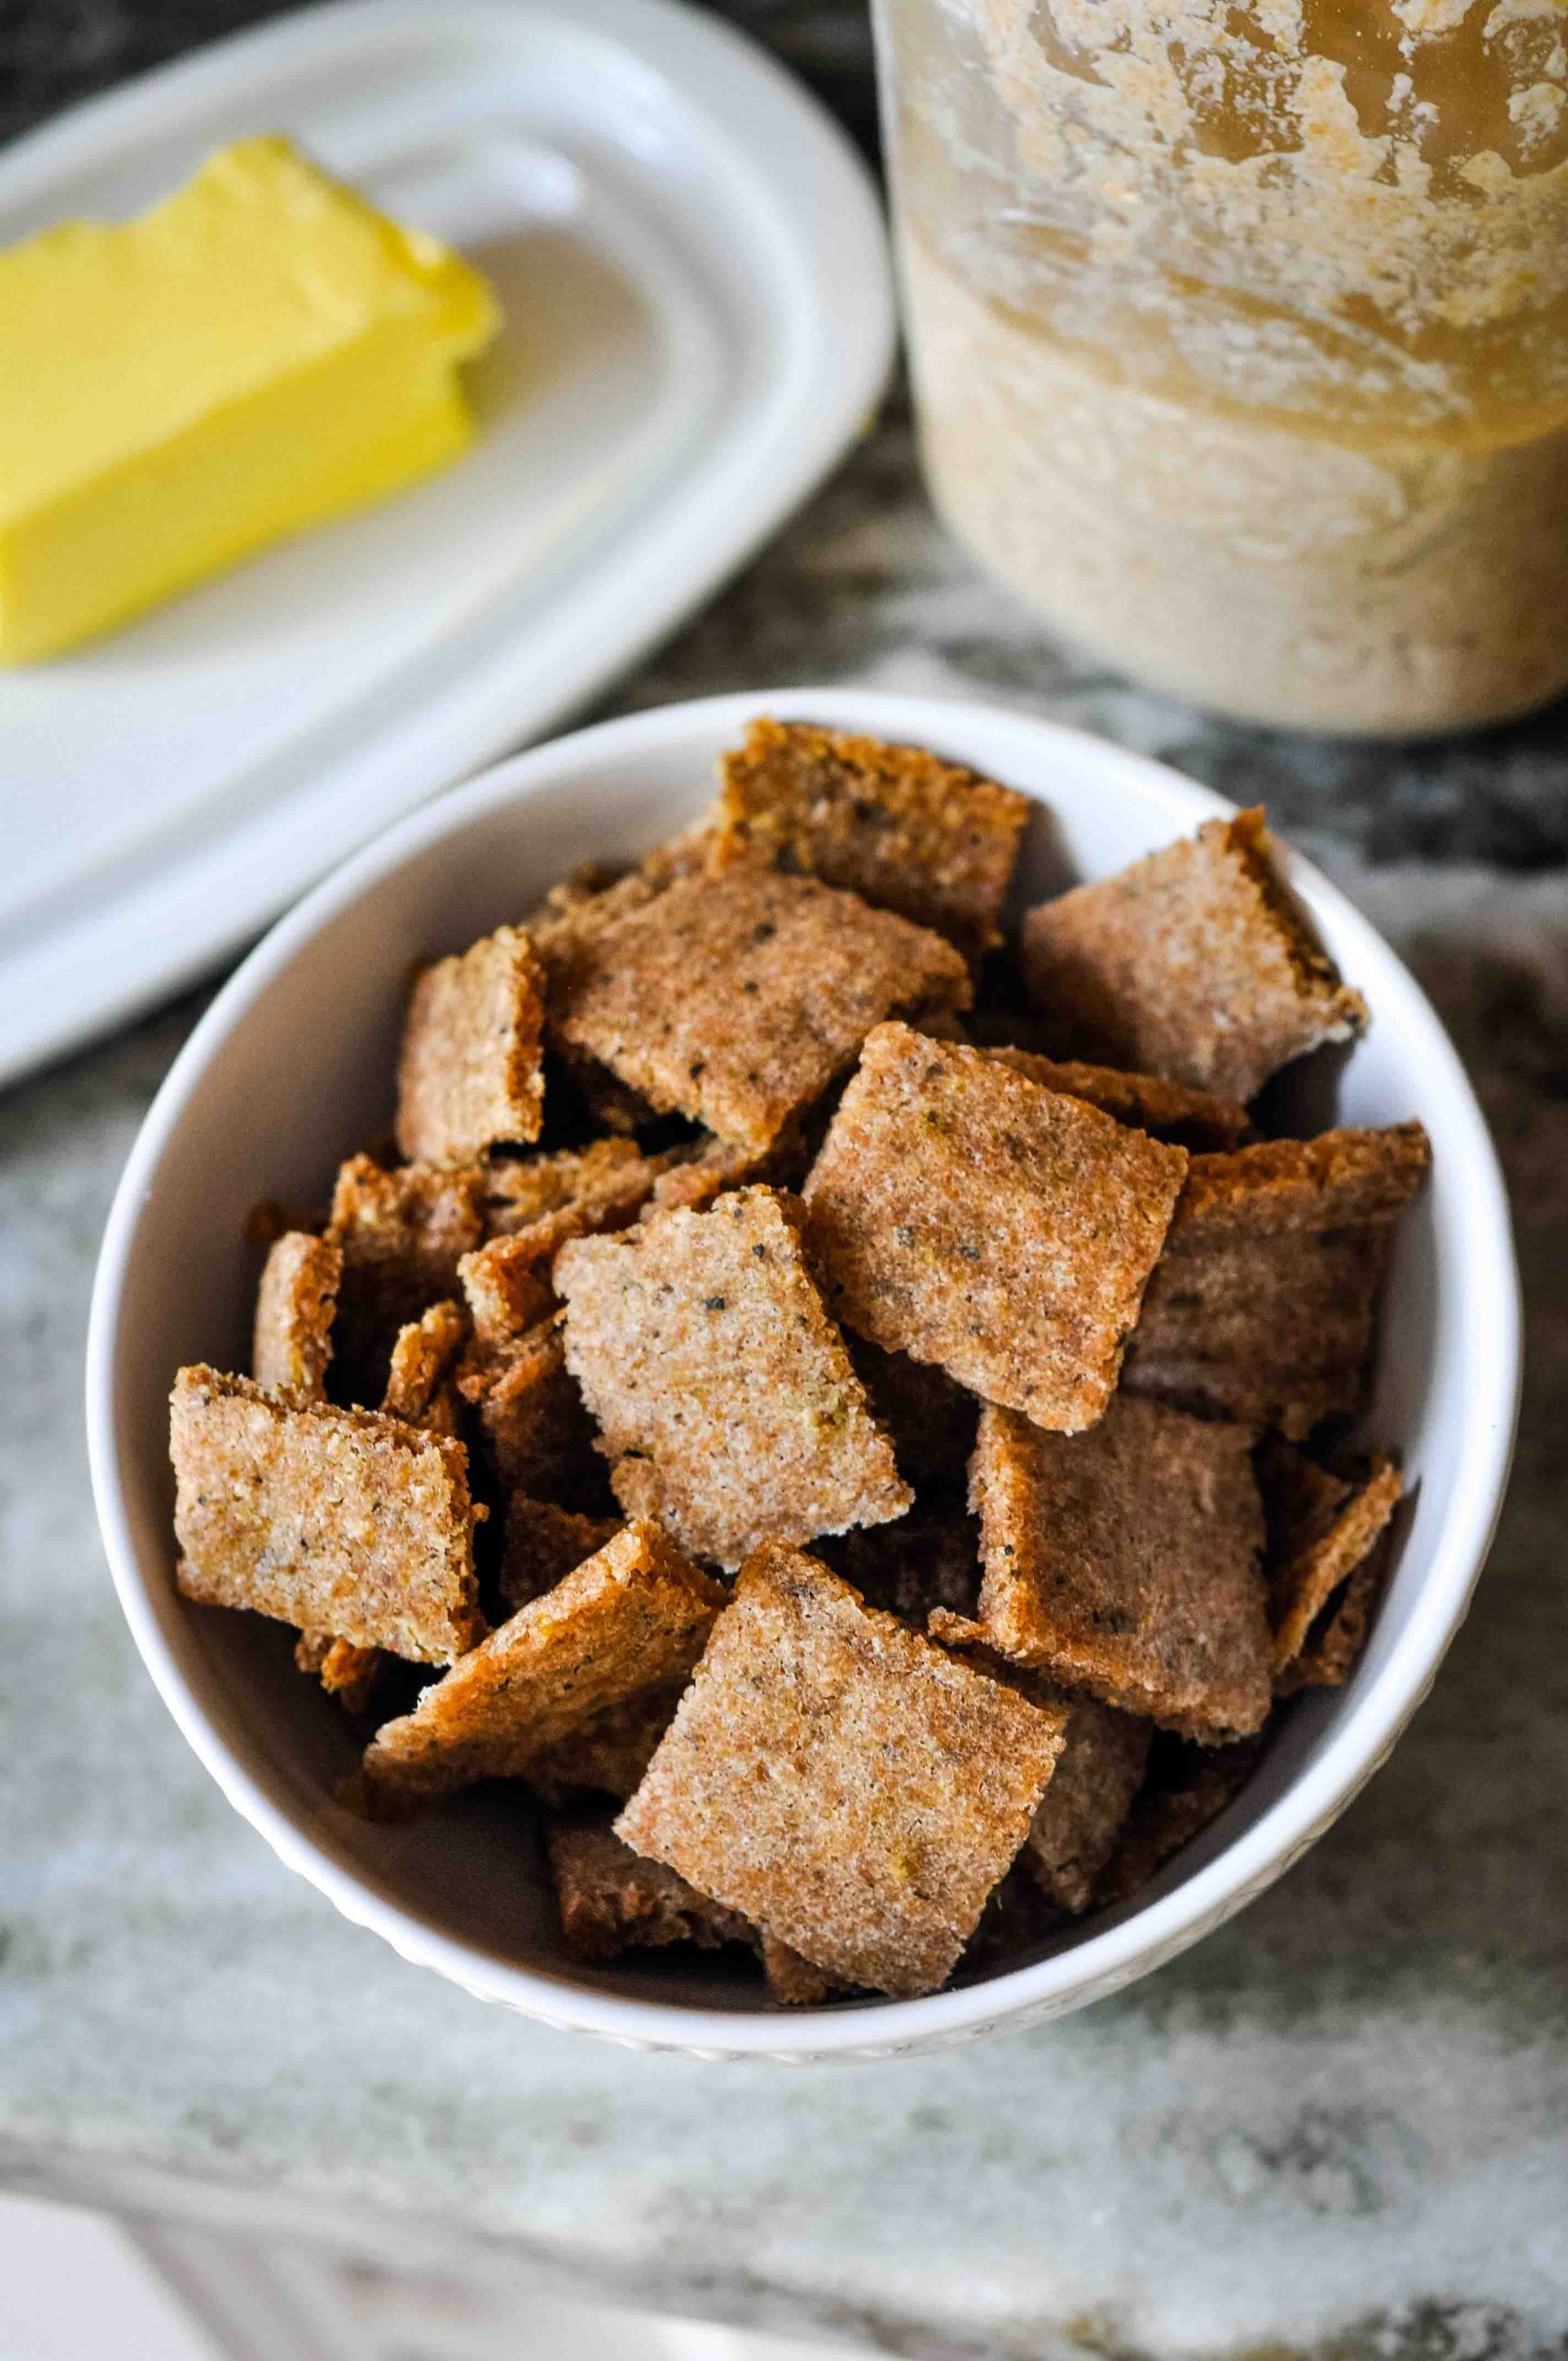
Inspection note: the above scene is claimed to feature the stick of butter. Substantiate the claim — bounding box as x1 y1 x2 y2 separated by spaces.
0 135 500 662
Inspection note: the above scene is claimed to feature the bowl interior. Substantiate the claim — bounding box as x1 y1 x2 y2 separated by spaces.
94 691 1512 2042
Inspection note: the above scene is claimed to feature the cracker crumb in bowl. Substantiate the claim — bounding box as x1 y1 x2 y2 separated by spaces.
89 692 1518 2059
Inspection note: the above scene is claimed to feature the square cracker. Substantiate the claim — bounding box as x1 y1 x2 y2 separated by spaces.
327 1155 486 1398
395 924 545 1164
980 1049 1252 1153
1021 810 1367 1101
359 1522 722 1812
171 1367 484 1665
1124 1125 1431 1438
1257 1436 1403 1672
556 1187 910 1568
547 1813 753 1963
551 868 971 1151
617 1544 1066 1999
708 717 1030 962
802 1024 1188 1432
252 1230 341 1404
949 1395 1271 1741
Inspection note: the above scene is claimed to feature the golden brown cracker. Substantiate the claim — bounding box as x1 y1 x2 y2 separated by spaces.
252 1230 341 1404
709 717 1029 961
1125 1125 1431 1438
359 1522 721 1812
802 1024 1187 1432
616 1544 1066 1998
395 925 545 1164
1022 810 1367 1100
557 1187 910 1568
171 1367 484 1664
958 1395 1272 1741
552 869 970 1151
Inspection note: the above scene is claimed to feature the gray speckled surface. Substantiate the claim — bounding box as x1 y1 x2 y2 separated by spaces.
3 11 1568 2355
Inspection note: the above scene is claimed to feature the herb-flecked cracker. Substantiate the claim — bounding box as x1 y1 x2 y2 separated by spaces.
616 1544 1066 1998
948 1396 1271 1741
556 1187 911 1568
1021 810 1367 1100
709 718 1030 962
252 1230 341 1404
395 924 545 1164
1124 1125 1431 1438
359 1522 722 1813
461 1145 683 1344
171 1367 485 1664
552 868 971 1151
802 1025 1188 1432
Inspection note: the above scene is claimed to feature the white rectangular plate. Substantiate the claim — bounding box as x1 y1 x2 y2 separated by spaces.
0 0 892 1083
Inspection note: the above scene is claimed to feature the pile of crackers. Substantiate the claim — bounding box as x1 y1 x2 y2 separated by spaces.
169 718 1429 2004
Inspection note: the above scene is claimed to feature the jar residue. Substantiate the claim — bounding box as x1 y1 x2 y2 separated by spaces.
880 0 1568 731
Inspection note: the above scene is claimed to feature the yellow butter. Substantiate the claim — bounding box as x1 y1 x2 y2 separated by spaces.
0 135 500 661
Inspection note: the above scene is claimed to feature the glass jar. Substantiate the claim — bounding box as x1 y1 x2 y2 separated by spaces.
873 0 1568 733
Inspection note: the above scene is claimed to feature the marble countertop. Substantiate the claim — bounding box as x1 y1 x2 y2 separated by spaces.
3 9 1566 2357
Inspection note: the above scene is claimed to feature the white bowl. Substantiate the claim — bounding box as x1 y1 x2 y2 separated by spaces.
87 690 1521 2061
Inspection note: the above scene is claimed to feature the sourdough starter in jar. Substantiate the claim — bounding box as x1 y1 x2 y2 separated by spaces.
876 0 1568 732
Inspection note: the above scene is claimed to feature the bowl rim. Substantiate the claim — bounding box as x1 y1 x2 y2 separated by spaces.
87 686 1523 2059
